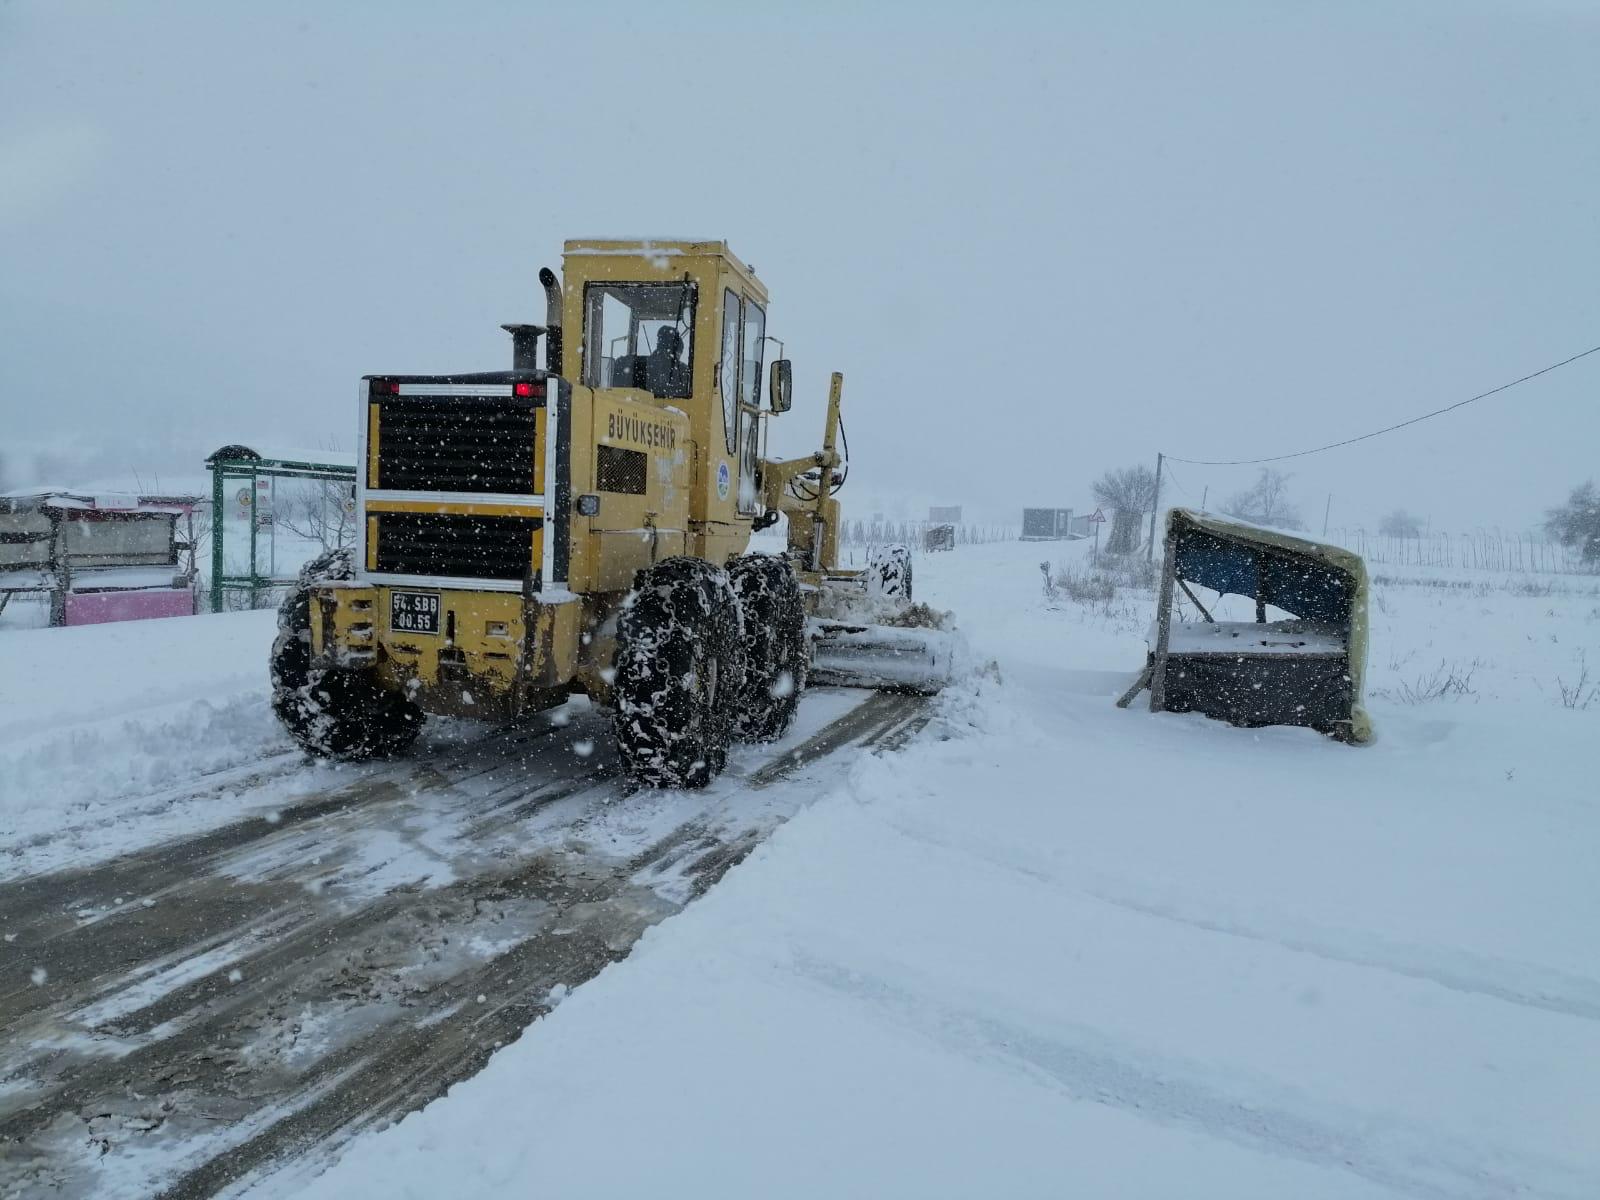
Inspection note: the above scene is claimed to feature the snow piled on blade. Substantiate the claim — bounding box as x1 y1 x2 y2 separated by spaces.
283 538 1600 1200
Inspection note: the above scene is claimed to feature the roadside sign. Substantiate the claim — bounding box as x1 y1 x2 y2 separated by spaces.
1089 508 1106 523
254 477 274 531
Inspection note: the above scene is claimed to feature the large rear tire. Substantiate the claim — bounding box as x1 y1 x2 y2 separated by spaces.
729 554 807 742
269 547 423 759
612 557 746 788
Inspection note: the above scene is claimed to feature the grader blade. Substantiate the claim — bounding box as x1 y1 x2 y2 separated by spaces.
808 618 955 694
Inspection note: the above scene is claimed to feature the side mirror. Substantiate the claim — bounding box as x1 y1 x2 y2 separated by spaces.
768 359 793 413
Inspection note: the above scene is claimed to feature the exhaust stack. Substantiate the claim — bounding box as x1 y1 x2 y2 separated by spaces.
539 267 563 373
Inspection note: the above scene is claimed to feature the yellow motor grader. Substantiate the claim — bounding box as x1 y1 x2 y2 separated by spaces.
271 239 950 787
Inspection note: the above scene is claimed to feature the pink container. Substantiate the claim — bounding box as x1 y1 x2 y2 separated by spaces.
64 588 195 626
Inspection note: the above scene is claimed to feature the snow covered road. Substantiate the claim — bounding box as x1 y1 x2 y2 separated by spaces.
0 620 927 1198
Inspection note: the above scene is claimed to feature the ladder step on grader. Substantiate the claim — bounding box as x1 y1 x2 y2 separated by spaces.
269 239 953 788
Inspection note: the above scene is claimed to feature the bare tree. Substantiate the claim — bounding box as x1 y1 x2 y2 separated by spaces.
1226 468 1304 530
1092 464 1157 555
1545 480 1600 564
275 480 356 551
183 503 214 577
1379 508 1423 538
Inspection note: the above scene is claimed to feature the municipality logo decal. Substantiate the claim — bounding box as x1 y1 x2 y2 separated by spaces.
716 461 731 500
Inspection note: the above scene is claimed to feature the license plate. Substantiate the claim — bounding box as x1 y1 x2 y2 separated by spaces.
390 590 441 634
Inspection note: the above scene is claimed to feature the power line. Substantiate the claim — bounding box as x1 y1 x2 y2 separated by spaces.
1165 342 1600 467
1161 461 1194 500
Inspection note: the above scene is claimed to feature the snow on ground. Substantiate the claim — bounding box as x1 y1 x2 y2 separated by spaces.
0 609 344 881
264 538 1600 1200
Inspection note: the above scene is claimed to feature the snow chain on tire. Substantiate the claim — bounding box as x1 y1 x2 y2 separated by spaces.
612 556 747 788
269 546 423 760
728 553 808 743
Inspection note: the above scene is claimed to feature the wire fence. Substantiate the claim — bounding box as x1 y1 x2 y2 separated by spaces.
838 521 1018 549
1322 528 1592 575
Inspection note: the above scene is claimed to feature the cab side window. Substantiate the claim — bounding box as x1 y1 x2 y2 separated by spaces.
740 300 765 412
719 289 741 452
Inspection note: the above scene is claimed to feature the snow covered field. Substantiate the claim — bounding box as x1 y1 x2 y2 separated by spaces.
2 537 1596 1198
264 538 1594 1200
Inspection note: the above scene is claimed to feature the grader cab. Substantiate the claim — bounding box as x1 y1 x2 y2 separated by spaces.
271 240 949 787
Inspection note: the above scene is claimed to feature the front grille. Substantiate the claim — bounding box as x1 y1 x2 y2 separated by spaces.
375 397 538 494
372 512 540 581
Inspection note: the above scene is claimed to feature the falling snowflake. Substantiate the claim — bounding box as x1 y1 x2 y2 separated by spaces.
30 967 48 986
573 740 594 759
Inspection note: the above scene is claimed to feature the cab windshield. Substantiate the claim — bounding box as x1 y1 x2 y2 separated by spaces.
583 282 696 399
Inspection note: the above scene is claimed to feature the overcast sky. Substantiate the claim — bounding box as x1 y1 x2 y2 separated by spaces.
2 0 1596 532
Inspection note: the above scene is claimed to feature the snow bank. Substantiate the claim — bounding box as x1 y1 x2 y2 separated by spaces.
283 540 1599 1199
0 610 320 880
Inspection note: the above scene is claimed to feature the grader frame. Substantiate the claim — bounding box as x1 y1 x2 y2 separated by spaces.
278 240 938 783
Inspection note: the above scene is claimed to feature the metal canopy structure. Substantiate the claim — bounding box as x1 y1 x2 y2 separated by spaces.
204 445 356 613
1117 508 1373 744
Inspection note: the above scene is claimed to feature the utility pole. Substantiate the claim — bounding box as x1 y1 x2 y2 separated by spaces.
1200 485 1208 513
1322 493 1332 537
1146 452 1163 561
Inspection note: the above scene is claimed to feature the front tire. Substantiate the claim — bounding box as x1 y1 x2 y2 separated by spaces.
269 547 422 759
729 554 807 742
612 557 746 788
867 544 914 603
271 661 423 759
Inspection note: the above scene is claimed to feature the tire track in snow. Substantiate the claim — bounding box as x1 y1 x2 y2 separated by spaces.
792 953 1596 1200
0 715 571 947
1083 890 1600 1025
0 691 928 1199
159 693 929 1200
886 817 1600 1025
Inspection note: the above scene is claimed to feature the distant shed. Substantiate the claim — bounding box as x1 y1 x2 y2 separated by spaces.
0 489 201 626
1020 507 1077 540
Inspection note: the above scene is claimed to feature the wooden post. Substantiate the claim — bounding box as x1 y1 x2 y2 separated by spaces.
48 510 66 627
1148 514 1178 712
1146 452 1163 562
1115 662 1153 709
